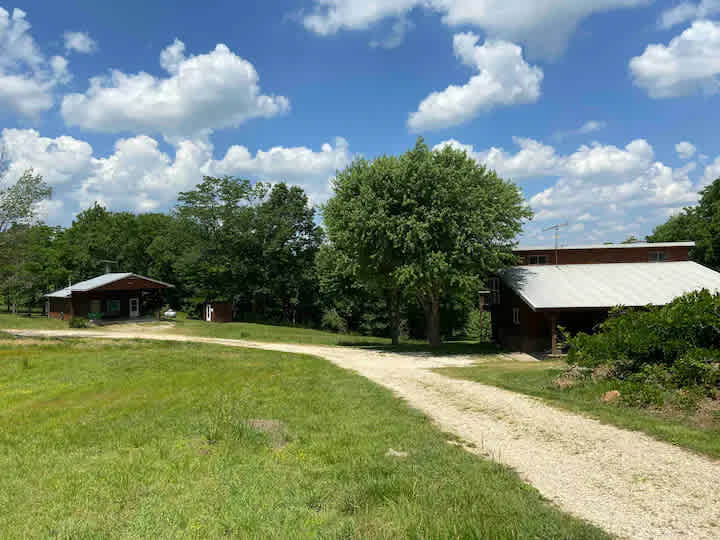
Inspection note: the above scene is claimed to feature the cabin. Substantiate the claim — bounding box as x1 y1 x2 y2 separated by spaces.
489 242 720 354
45 273 173 321
203 301 233 323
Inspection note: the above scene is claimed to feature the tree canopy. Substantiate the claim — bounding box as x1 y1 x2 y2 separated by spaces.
648 177 720 269
324 137 531 346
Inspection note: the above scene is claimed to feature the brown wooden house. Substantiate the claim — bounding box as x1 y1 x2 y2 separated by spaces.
489 242 720 354
45 273 173 321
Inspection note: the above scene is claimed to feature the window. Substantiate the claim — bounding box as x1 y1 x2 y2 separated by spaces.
488 277 501 305
108 299 121 314
528 255 548 265
648 251 666 262
512 307 520 325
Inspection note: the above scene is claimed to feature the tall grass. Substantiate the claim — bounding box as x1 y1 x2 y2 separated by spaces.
0 339 606 538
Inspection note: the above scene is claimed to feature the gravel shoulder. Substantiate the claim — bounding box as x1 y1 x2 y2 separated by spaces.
10 328 720 539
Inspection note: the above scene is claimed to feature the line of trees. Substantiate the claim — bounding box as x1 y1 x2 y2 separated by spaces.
1 138 531 345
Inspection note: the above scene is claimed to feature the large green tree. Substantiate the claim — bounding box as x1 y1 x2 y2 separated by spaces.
648 177 720 269
324 138 531 346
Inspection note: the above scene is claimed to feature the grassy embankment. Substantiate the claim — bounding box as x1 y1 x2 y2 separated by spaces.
436 355 720 458
0 337 605 538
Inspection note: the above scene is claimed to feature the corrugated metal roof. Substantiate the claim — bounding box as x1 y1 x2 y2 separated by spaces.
514 242 694 251
500 261 720 310
45 273 172 298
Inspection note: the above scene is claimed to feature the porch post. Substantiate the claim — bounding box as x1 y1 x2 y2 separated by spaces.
550 314 558 355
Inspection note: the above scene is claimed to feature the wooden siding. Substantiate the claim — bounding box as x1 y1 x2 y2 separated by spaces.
207 302 233 323
95 276 169 291
49 299 72 321
515 245 690 265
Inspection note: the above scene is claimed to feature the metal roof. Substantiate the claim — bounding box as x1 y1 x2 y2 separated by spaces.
500 261 720 310
514 242 694 251
45 273 173 298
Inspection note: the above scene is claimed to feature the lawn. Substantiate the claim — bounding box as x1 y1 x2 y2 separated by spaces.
0 338 606 538
0 313 68 330
436 356 720 459
168 317 403 346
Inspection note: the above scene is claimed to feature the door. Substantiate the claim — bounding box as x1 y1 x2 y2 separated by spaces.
205 304 213 322
129 297 140 318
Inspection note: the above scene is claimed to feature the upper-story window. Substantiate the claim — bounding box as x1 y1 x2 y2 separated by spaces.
512 307 520 325
528 255 548 265
648 251 666 262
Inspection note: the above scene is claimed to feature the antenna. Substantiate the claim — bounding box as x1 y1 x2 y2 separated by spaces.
98 259 118 274
542 222 568 265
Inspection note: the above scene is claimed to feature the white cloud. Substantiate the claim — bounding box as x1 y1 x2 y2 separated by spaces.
676 141 697 159
1 128 93 186
434 135 702 243
0 129 352 219
63 31 97 54
630 20 720 98
553 120 607 140
61 39 290 137
0 8 70 116
301 0 649 59
370 17 414 49
704 156 720 185
408 34 542 131
658 0 720 29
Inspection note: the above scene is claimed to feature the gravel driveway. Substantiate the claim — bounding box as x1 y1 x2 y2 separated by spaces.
9 328 720 539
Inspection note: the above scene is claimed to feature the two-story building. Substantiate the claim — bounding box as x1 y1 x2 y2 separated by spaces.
489 242 720 354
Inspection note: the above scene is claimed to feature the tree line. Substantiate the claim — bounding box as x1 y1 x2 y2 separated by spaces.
1 138 531 345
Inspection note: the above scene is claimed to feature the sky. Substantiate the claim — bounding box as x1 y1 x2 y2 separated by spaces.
1 0 719 246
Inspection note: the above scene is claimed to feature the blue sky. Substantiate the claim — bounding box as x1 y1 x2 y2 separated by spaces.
1 0 719 245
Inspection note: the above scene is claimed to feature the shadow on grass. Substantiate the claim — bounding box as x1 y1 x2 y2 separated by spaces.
337 339 501 356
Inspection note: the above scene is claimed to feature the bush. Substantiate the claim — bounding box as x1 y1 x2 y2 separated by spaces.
69 316 90 329
464 309 492 342
321 309 348 334
566 290 720 407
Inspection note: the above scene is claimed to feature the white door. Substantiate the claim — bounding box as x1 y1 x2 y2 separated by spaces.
205 304 213 322
129 297 140 318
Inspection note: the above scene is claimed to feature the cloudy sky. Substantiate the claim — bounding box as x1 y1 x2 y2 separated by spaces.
1 1 719 245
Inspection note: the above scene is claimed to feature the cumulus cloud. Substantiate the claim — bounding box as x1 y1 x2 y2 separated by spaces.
658 0 720 29
61 39 289 137
408 34 542 131
434 136 702 243
630 20 720 98
63 31 97 54
0 129 352 220
301 0 649 59
0 7 70 116
676 141 697 159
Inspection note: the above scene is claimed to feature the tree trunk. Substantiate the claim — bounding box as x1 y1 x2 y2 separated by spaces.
388 289 401 345
422 295 441 347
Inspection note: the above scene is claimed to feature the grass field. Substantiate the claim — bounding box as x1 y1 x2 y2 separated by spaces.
0 337 606 538
436 357 720 459
0 313 67 330
168 317 403 346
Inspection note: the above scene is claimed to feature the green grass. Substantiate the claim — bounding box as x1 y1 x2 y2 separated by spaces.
0 339 606 538
0 313 68 330
436 357 720 459
169 317 412 346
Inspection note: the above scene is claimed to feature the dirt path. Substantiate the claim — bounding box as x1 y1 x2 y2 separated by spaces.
10 328 720 539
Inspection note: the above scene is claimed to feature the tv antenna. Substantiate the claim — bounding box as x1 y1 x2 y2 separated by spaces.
543 222 568 265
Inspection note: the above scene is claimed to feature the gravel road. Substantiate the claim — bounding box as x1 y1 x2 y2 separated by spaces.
9 328 720 539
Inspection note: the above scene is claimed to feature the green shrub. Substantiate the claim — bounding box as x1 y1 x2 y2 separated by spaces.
69 317 90 329
320 309 348 334
464 309 492 342
566 290 720 407
673 348 720 389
